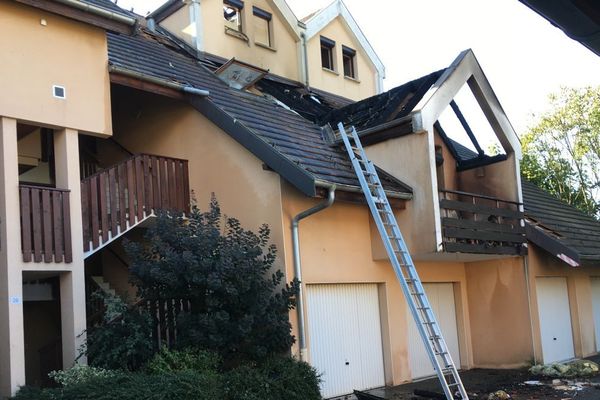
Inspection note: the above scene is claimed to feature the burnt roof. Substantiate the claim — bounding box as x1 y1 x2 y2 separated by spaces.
106 29 412 198
320 70 445 130
197 52 354 123
522 180 600 263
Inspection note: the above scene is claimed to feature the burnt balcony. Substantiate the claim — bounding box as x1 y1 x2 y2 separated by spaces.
439 190 527 256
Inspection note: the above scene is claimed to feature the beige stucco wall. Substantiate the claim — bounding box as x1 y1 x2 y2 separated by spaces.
110 87 287 267
366 131 440 255
0 2 112 136
306 16 377 101
458 154 520 203
465 257 533 368
527 245 599 362
162 0 301 81
280 181 475 384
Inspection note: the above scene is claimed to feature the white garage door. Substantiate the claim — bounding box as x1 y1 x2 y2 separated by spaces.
408 283 461 379
536 277 575 363
306 284 385 398
590 278 600 352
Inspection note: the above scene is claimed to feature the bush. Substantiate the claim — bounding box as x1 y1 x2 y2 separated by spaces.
84 293 154 371
224 357 321 400
13 371 222 400
145 347 221 374
125 197 299 366
48 365 121 387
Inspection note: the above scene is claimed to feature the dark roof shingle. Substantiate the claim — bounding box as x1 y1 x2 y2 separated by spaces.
107 29 411 197
522 180 600 262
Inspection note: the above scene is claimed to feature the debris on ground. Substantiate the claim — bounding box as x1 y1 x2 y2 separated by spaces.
487 390 511 399
529 360 600 378
412 389 446 399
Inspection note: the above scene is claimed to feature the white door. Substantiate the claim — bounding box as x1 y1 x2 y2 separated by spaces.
536 277 575 363
590 278 600 352
306 284 385 398
408 283 461 379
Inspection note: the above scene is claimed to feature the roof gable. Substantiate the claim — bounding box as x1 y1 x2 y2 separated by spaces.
303 0 385 84
413 49 522 159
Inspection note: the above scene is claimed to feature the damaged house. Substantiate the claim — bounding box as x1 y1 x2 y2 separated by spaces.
2 0 600 398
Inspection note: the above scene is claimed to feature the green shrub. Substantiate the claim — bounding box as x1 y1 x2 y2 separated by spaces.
125 197 299 367
84 293 154 371
13 371 222 400
48 365 121 387
224 357 321 400
145 347 221 374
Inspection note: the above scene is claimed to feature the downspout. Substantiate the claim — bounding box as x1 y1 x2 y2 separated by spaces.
190 0 204 53
524 255 538 364
300 32 310 87
292 185 335 362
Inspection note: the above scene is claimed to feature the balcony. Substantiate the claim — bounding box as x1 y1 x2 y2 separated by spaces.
19 154 190 263
439 190 527 256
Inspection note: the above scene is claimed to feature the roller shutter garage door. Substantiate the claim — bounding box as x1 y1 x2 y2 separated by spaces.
306 284 385 398
590 278 600 351
407 283 461 379
536 277 575 363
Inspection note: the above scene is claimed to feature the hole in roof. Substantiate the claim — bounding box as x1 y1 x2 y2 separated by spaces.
437 81 506 158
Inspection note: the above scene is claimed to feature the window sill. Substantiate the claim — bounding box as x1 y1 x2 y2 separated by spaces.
322 67 339 76
255 42 276 52
224 27 249 42
344 75 360 83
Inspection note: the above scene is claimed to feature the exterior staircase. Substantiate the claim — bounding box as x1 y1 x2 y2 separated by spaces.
80 154 190 258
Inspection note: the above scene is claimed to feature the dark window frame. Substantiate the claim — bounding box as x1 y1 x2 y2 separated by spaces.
223 0 244 33
252 6 273 47
320 36 336 71
342 45 357 78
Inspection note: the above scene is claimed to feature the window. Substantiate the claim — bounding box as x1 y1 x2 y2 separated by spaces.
223 0 244 33
320 36 336 71
253 6 272 47
342 46 356 79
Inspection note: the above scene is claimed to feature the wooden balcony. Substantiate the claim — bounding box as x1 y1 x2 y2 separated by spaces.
20 185 73 263
439 190 527 256
81 154 190 256
19 154 190 263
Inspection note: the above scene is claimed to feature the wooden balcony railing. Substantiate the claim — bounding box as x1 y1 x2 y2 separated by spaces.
20 185 72 263
439 189 527 255
81 154 190 255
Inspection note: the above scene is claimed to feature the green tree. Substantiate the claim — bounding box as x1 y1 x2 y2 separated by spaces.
521 86 600 217
125 196 299 367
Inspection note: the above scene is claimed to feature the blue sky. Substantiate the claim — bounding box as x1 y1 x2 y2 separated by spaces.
113 0 600 137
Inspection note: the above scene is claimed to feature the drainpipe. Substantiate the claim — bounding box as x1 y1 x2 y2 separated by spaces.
108 65 210 97
292 185 335 362
300 32 310 87
524 255 538 364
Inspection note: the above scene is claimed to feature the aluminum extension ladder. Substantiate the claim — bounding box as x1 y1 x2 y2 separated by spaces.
338 123 469 400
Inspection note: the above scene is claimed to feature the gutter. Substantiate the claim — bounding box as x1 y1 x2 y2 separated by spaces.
315 179 412 200
109 65 210 97
292 184 336 362
53 0 137 26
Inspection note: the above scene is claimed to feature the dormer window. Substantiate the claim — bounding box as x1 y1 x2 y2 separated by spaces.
253 6 273 47
320 36 336 71
342 46 357 79
224 0 244 33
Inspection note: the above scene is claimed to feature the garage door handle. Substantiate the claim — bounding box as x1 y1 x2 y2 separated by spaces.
345 361 349 365
553 337 557 341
